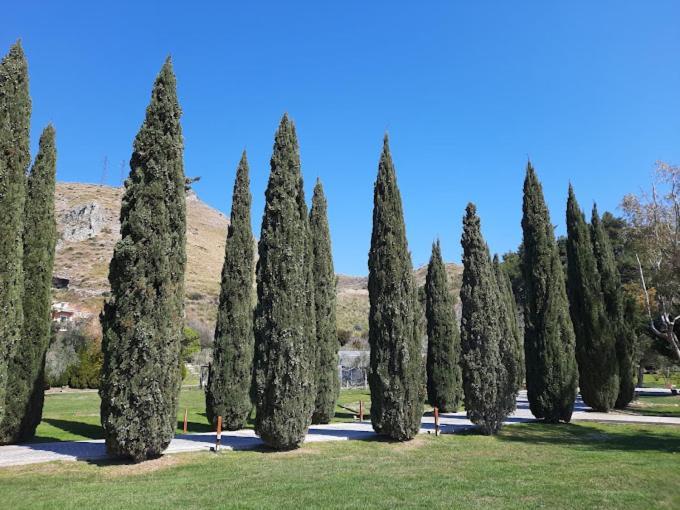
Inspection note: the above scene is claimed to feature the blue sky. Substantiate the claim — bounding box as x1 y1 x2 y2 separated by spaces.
4 2 680 275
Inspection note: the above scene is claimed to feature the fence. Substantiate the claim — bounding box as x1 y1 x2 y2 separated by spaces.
340 366 368 389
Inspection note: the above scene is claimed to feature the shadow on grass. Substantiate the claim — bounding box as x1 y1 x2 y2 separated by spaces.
497 422 680 454
40 419 104 441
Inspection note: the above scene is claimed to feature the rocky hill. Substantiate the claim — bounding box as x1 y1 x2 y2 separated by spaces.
53 182 463 338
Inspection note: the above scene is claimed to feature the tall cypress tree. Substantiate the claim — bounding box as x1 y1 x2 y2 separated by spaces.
205 152 254 430
253 114 316 449
425 240 462 412
100 58 186 461
460 204 514 434
591 204 636 408
0 41 30 427
493 254 524 391
0 126 56 444
368 135 424 441
566 186 618 412
310 178 339 424
521 163 577 423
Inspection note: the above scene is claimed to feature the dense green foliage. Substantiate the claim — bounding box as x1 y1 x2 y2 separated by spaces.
0 126 56 443
206 153 255 430
310 179 339 424
591 205 637 408
521 163 578 423
493 255 524 391
367 136 424 441
253 114 316 449
99 59 187 461
425 240 462 412
460 204 515 434
566 187 619 411
0 42 30 428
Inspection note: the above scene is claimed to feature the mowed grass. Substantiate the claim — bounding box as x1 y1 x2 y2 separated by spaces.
1 422 679 509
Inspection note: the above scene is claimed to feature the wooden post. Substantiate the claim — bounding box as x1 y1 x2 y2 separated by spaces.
359 400 363 422
183 408 188 434
434 407 440 437
215 415 222 452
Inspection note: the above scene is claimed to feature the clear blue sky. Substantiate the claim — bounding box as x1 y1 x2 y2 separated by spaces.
4 2 680 275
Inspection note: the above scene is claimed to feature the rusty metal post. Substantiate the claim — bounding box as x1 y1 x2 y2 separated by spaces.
359 400 363 422
215 415 222 452
434 407 440 436
183 408 188 434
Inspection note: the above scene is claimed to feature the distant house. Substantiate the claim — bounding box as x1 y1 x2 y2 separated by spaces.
51 302 92 331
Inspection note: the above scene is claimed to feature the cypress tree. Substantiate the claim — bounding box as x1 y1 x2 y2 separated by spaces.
460 204 514 434
521 163 578 423
566 186 618 412
310 178 339 424
425 240 462 412
0 41 30 427
367 135 424 441
99 58 186 461
0 126 56 444
205 152 255 430
591 204 636 408
253 114 316 449
493 254 524 391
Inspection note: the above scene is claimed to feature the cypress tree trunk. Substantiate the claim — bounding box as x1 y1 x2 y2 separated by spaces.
493 254 524 392
205 152 254 430
590 205 636 408
460 204 514 434
253 114 316 449
425 240 462 412
521 163 578 423
566 186 618 412
100 58 186 461
368 135 424 441
310 179 339 424
0 41 30 427
0 126 56 444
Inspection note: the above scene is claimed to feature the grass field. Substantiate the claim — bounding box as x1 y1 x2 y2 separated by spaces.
1 422 678 509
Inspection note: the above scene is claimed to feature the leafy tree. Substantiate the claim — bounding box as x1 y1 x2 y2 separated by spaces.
460 204 515 434
0 41 30 428
425 240 462 412
0 126 56 443
206 152 255 430
100 58 187 461
565 186 618 411
521 163 578 423
493 254 524 390
252 114 316 449
591 205 637 408
367 135 424 441
310 179 339 424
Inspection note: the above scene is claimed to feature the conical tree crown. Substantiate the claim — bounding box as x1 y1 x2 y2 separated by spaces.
565 186 618 411
100 58 187 461
425 239 462 412
206 151 255 430
0 125 56 444
521 163 577 423
591 204 636 408
0 41 30 427
368 135 424 441
253 114 316 449
310 178 339 424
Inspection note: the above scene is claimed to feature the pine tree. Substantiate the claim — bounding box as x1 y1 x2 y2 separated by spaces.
460 204 515 434
310 179 339 424
521 163 578 423
252 114 316 449
367 135 424 441
425 240 462 412
0 126 56 444
0 41 30 427
205 152 255 430
493 254 524 391
99 58 187 461
565 186 618 411
590 204 636 408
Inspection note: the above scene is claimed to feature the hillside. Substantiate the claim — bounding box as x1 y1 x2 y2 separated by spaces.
53 182 463 338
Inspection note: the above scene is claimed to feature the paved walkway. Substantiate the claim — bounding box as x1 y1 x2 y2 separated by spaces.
1 390 678 468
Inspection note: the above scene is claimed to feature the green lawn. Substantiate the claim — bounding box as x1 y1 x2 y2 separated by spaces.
628 395 680 418
643 372 680 388
1 422 679 509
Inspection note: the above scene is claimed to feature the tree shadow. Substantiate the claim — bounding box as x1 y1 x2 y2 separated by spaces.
39 419 104 441
497 422 680 454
